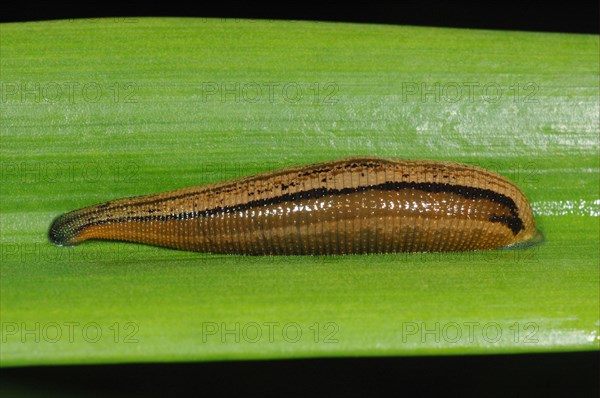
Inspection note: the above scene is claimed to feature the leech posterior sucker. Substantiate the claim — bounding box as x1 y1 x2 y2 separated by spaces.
48 157 543 255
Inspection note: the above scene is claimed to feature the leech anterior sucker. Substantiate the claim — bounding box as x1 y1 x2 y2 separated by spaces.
49 157 543 255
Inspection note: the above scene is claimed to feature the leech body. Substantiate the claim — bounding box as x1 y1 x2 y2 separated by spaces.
49 157 541 255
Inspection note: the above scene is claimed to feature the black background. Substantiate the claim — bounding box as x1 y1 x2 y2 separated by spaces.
1 2 599 397
1 353 599 397
1 2 598 33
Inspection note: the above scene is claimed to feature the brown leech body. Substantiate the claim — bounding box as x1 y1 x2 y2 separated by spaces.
49 157 542 255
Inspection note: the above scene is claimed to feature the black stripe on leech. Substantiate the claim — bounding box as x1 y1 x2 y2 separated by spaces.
488 216 523 235
72 182 525 237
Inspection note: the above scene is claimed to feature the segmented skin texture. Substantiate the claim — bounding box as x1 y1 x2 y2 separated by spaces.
49 157 541 255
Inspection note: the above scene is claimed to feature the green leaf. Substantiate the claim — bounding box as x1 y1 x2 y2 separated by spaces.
1 18 598 367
